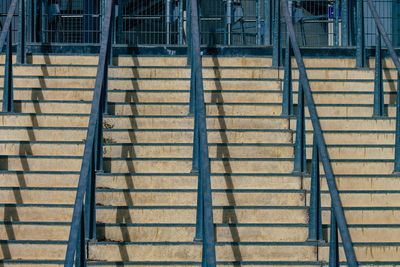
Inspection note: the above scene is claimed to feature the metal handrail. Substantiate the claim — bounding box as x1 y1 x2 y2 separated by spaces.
64 0 114 265
281 0 358 266
189 0 216 265
363 0 400 173
0 0 18 113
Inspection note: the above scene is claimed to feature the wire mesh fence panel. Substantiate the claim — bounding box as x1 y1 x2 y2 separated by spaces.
38 0 101 44
364 0 400 47
0 0 19 45
1 0 399 47
117 0 182 45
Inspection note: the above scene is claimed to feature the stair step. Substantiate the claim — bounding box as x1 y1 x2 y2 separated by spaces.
291 118 396 131
87 242 317 262
96 174 302 190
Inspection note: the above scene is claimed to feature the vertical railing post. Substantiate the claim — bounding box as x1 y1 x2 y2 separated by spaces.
394 73 400 173
308 136 323 242
294 82 306 173
85 151 96 241
17 0 26 64
166 0 172 44
356 0 366 68
373 29 384 116
256 0 261 45
187 0 192 65
334 0 340 46
264 0 271 45
3 28 13 113
75 209 86 267
341 0 349 46
84 0 94 43
282 2 293 116
226 0 232 45
117 0 123 44
178 0 184 44
41 0 46 43
272 0 281 67
329 205 339 267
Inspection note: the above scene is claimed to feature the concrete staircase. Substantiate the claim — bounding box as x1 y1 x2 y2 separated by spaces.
0 55 398 266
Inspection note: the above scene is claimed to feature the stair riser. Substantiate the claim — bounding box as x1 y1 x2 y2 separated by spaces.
0 130 292 144
105 131 293 144
103 160 294 174
318 245 400 261
303 177 400 191
105 117 289 130
0 173 79 188
306 193 400 207
303 132 394 145
305 147 395 160
96 175 302 190
0 244 66 260
291 119 396 131
87 244 317 262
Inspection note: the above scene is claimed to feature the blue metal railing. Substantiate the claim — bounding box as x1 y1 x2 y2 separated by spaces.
189 0 217 265
0 0 17 113
361 0 400 172
64 0 114 265
281 0 358 265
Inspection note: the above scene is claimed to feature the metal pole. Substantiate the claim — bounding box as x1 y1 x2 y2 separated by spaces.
264 0 271 45
293 82 306 173
226 0 232 45
342 0 349 46
272 0 281 67
334 0 339 46
373 29 384 116
166 0 172 44
356 0 365 67
395 72 400 173
3 29 13 113
282 27 292 116
179 0 184 44
256 0 261 45
17 0 26 64
308 136 323 241
329 206 339 267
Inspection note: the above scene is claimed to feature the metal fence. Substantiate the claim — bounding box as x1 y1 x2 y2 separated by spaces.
1 0 399 47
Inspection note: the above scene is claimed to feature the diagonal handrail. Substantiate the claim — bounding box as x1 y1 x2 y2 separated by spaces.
189 0 217 265
280 0 358 266
64 0 114 265
0 0 17 51
364 0 400 172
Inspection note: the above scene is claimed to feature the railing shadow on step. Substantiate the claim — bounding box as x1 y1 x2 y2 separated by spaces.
359 0 400 173
281 0 358 266
188 0 217 265
64 0 114 265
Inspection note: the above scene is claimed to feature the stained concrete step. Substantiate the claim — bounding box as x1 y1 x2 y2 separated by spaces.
293 80 397 92
318 244 400 262
96 174 302 190
285 68 398 80
0 188 305 206
0 77 281 91
96 189 305 207
1 89 283 103
0 114 289 129
0 172 302 190
303 131 394 145
0 241 66 260
303 175 400 191
0 142 294 158
291 118 396 131
306 191 400 207
0 128 292 143
317 160 393 175
104 116 289 130
0 205 308 224
0 156 294 173
0 222 308 242
103 158 294 174
304 145 395 160
87 242 317 262
0 66 282 79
